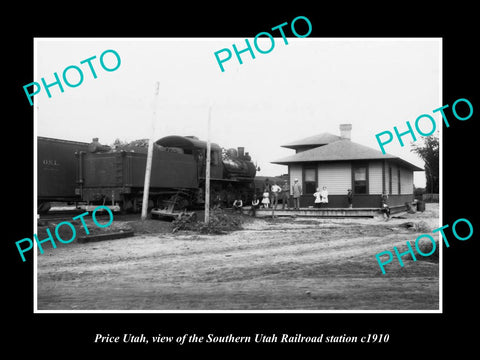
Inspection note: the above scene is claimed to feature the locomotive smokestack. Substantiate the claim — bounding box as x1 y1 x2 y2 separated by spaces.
237 147 245 157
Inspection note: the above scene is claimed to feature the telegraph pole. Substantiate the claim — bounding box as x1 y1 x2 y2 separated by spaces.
141 81 159 221
205 107 212 223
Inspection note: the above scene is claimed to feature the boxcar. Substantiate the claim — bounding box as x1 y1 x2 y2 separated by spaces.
37 136 90 212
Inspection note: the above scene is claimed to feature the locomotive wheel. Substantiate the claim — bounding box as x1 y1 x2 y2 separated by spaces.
121 195 158 214
120 198 133 213
161 194 191 211
120 196 141 213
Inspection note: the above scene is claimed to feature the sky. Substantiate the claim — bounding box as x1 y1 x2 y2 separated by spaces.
35 38 441 187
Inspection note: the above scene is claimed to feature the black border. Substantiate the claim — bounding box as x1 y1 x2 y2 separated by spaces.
6 6 479 355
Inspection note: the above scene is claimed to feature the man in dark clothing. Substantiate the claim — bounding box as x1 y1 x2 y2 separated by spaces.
292 178 302 210
281 180 290 209
250 194 260 217
233 198 243 213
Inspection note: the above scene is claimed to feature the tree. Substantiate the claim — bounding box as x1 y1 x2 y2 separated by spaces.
411 133 439 194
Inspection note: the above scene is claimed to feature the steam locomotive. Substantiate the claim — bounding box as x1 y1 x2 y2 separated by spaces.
38 135 258 213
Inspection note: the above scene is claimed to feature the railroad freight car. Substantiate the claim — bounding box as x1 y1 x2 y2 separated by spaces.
76 135 257 212
37 136 90 213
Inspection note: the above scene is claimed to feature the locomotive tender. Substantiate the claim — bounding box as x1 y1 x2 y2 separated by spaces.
75 135 257 212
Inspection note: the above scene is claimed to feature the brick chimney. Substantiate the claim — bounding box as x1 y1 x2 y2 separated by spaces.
340 124 352 140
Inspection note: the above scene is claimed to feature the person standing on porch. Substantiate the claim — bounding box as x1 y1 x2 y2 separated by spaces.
281 180 289 209
319 186 329 207
271 182 282 210
347 189 353 208
261 188 270 208
292 178 302 210
264 178 272 206
313 187 321 208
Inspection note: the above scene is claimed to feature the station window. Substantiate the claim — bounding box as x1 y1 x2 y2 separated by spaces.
304 167 316 194
353 165 367 194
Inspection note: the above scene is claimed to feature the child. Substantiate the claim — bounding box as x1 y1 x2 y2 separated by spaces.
313 187 321 208
319 186 329 207
261 188 270 208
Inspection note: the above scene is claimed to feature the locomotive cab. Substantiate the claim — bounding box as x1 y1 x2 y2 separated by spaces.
156 135 223 181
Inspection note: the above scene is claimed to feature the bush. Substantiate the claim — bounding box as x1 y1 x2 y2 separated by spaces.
172 209 243 234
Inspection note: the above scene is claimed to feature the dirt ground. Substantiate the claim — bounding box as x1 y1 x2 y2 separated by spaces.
36 203 440 311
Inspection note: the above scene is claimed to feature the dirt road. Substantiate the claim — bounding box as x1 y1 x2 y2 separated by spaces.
36 204 439 310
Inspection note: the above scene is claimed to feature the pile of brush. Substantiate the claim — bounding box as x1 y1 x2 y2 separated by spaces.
172 209 243 234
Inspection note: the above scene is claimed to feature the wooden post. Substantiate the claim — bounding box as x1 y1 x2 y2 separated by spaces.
141 81 160 221
205 107 211 223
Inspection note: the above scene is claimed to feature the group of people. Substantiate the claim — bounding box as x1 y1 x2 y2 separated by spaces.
259 179 289 209
313 186 329 208
232 181 329 211
256 178 305 212
238 178 290 217
231 179 391 220
255 178 326 211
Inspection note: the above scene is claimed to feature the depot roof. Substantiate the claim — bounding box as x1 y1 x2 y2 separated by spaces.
272 139 423 171
281 132 343 149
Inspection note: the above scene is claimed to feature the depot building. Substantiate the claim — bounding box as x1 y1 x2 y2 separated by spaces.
271 124 423 208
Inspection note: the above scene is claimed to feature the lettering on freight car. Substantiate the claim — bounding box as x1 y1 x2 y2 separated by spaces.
42 159 59 166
